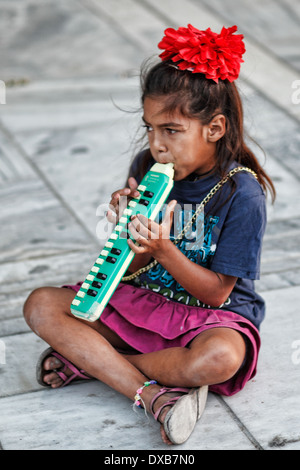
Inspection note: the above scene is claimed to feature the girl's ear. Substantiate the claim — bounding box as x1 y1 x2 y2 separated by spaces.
207 114 226 142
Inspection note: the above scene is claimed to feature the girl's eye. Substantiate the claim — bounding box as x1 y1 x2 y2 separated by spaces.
142 125 178 135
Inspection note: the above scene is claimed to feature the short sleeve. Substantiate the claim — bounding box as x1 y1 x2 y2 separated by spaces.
210 194 266 280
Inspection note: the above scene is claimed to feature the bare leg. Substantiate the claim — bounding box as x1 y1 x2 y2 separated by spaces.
24 287 151 400
124 327 246 388
24 287 246 444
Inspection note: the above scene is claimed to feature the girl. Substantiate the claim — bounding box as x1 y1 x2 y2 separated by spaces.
24 24 275 446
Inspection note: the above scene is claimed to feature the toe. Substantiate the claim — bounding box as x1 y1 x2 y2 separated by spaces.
160 425 173 445
44 356 63 371
44 371 63 388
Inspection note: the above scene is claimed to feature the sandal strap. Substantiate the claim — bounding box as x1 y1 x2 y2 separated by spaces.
51 351 91 387
150 387 190 421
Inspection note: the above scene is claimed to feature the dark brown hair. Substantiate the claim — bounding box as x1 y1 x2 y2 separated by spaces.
136 60 275 202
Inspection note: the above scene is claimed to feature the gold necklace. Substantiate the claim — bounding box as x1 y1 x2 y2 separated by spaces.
122 166 257 282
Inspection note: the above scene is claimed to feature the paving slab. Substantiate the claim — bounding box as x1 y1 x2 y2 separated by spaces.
0 249 101 338
0 0 145 80
197 0 300 72
0 330 256 450
0 381 257 450
224 285 300 450
1 77 141 239
0 0 300 452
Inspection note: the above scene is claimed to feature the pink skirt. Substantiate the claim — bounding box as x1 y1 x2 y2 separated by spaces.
64 282 260 397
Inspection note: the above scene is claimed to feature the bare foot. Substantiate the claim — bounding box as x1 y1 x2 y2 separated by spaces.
43 355 70 388
159 407 174 445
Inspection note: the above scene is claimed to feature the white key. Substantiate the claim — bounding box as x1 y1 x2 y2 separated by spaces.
72 299 81 306
81 282 89 290
119 217 127 224
100 249 109 257
77 291 85 298
86 274 95 281
110 233 118 240
91 266 99 273
96 258 104 265
137 184 146 191
129 200 137 207
123 208 132 216
105 241 113 248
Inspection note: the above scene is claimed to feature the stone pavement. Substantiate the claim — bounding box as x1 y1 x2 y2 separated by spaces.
0 0 300 451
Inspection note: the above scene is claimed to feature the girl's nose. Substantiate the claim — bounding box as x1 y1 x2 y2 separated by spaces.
152 134 167 154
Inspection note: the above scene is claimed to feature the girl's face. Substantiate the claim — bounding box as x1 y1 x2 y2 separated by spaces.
143 96 219 181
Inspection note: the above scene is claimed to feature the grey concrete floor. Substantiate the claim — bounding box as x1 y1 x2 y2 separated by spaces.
0 0 300 451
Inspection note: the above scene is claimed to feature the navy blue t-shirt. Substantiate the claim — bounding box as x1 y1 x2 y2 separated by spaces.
127 153 267 330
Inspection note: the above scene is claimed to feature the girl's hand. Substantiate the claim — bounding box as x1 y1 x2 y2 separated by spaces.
127 200 177 259
107 177 140 224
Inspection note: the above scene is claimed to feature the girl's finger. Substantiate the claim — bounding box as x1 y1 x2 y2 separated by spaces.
128 217 149 242
128 177 140 198
130 214 158 240
110 188 131 202
106 209 117 224
127 238 148 254
128 177 138 190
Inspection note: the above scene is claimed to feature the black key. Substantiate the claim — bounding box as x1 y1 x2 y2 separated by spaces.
139 198 149 206
87 289 97 297
111 248 121 255
143 190 154 198
96 273 107 280
107 256 117 264
92 281 102 289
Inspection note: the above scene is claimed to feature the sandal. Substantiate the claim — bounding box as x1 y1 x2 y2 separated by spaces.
36 347 92 388
150 385 208 445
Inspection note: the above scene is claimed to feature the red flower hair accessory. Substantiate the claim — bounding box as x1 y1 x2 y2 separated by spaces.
158 24 245 83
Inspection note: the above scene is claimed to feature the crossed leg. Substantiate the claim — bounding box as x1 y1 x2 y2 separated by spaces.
23 286 246 443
